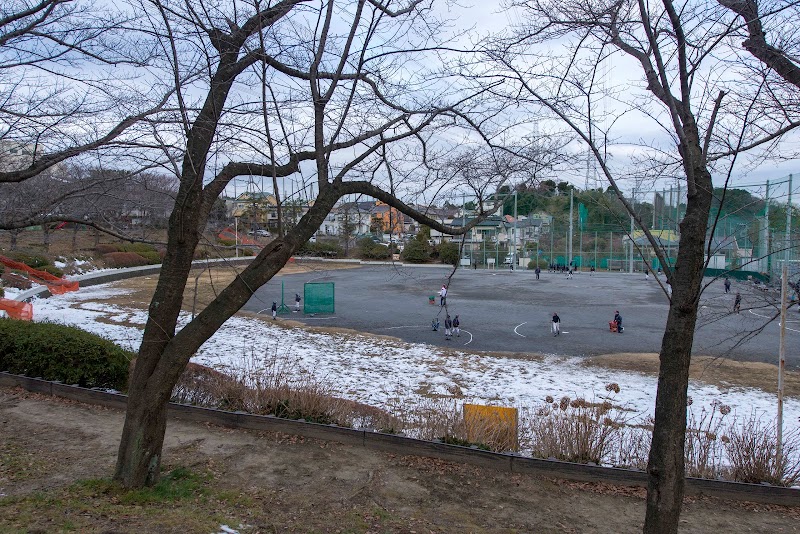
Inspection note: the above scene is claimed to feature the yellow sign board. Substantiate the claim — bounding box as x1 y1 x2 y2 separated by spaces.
463 404 519 452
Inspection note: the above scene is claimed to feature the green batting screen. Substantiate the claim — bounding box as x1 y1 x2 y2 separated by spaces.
304 282 335 314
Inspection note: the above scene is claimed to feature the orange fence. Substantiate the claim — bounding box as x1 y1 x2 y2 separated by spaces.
0 255 79 294
0 299 33 320
218 228 259 247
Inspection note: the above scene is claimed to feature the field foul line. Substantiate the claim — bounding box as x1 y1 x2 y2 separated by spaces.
748 309 800 333
381 325 472 346
462 329 473 346
514 322 527 337
256 308 337 320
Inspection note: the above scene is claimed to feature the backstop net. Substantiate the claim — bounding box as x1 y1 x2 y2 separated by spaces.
304 282 335 314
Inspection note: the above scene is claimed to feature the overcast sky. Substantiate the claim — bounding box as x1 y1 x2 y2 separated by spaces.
223 0 800 205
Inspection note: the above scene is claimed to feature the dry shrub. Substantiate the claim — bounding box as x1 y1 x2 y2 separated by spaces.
103 251 149 268
723 413 800 486
383 397 462 441
171 365 800 485
373 398 517 452
611 424 652 471
171 362 249 410
526 394 627 464
684 401 729 479
179 351 392 427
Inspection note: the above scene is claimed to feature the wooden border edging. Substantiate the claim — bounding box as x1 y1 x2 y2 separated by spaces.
1 372 797 507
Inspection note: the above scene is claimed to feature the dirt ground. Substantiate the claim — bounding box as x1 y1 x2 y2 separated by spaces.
1 389 799 534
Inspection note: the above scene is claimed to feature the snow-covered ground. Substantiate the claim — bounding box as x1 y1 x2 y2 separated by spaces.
20 282 799 437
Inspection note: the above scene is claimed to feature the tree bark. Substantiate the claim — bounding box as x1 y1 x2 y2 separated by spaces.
42 224 50 252
113 182 341 486
644 125 713 532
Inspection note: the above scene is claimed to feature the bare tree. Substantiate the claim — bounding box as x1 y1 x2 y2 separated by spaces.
484 0 800 531
1 0 168 184
112 0 535 488
0 164 178 249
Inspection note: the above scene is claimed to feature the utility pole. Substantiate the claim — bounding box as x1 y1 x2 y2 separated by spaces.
666 187 672 265
765 180 771 274
778 264 787 467
235 216 239 259
652 190 656 229
513 190 518 270
786 174 793 268
568 189 574 268
629 188 635 274
462 192 470 266
609 230 612 271
594 231 598 270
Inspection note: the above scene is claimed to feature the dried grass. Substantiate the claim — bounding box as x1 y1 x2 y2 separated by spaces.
173 363 800 485
684 400 730 479
524 388 630 465
723 413 800 486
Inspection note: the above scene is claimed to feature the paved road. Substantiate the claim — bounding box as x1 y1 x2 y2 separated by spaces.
243 263 798 368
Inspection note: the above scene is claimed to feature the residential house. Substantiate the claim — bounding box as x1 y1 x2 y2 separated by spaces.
228 192 311 231
335 201 375 237
371 201 405 238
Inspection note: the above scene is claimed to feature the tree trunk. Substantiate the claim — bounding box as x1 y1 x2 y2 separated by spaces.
42 224 50 252
644 132 713 532
114 380 170 486
114 218 200 486
113 183 341 487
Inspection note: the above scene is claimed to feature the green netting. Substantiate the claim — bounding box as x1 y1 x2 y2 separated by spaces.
304 282 335 314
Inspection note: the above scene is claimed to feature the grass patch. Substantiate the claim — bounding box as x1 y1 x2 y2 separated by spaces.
119 470 205 504
439 435 491 451
75 466 208 505
0 467 230 533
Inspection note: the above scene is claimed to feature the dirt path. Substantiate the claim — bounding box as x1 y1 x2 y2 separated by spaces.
1 389 798 533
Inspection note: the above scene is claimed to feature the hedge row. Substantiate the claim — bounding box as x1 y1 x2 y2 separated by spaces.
0 319 132 390
103 251 151 268
96 243 164 266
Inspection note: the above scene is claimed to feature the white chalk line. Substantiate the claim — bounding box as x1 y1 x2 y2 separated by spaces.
381 325 472 346
514 322 527 337
748 309 800 333
256 308 336 320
